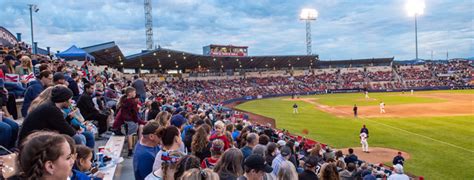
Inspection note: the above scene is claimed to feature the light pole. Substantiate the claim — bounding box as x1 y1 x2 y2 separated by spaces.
300 8 318 55
28 4 39 54
405 0 425 60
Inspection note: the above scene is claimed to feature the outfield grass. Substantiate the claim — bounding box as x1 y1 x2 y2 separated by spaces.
236 90 474 180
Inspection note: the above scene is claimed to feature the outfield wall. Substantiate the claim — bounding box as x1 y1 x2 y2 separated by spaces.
221 85 473 105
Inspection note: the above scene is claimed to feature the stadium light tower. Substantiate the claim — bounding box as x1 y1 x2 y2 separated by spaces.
300 8 318 55
405 0 425 60
144 0 154 50
28 4 39 54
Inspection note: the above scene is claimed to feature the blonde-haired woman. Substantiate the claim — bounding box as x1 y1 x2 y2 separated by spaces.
27 86 55 113
15 56 33 75
180 168 219 180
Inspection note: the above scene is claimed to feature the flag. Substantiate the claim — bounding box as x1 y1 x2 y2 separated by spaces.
22 72 35 83
5 74 19 82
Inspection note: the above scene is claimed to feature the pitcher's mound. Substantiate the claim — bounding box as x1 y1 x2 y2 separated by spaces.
338 147 410 164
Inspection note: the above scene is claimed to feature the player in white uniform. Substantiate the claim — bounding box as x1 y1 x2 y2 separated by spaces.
379 101 385 113
411 89 414 95
293 103 299 114
360 132 369 153
365 91 369 99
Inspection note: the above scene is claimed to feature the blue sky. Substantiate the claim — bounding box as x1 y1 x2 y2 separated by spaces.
1 0 472 60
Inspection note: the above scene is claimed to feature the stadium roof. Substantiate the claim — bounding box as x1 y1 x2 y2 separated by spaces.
123 48 319 71
82 41 125 66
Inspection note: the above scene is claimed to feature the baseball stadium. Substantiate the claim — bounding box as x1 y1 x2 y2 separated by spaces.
0 1 473 180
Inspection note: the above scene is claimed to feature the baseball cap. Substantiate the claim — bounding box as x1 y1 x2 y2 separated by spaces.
142 121 160 135
280 146 291 156
277 140 286 147
393 164 404 174
244 154 273 173
171 114 187 127
53 72 65 82
304 156 319 168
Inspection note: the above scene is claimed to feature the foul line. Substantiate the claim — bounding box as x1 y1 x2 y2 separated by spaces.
302 99 474 154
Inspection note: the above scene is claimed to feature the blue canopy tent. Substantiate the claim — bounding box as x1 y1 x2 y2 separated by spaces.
56 45 95 62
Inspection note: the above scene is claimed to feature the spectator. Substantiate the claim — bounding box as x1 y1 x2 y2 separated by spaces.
18 86 76 143
132 75 147 103
146 150 185 180
388 164 409 180
335 150 345 163
21 70 53 117
180 168 219 180
53 72 67 85
265 142 278 166
73 145 104 179
241 133 258 160
344 148 358 166
67 72 80 101
339 162 356 180
232 123 243 141
0 113 19 152
174 155 200 179
239 154 273 180
201 139 224 169
147 101 160 121
77 83 109 136
192 124 212 161
152 126 183 171
214 148 244 180
277 160 298 180
210 121 231 150
258 134 270 146
298 156 319 180
18 132 75 180
319 163 340 180
15 56 32 75
155 111 171 127
272 146 292 176
133 122 161 180
392 152 405 166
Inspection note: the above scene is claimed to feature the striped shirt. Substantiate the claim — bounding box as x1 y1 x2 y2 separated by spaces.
271 154 286 175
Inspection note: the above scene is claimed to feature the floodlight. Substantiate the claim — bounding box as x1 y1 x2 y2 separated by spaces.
300 8 318 20
405 0 425 16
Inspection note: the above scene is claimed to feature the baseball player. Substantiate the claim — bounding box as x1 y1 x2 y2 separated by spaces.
365 91 369 99
353 104 358 118
379 101 385 113
411 89 414 95
293 103 298 114
360 132 369 153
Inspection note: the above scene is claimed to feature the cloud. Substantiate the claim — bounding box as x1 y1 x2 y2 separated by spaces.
0 0 472 60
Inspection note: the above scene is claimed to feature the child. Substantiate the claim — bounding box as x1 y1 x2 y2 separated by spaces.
201 139 224 169
209 121 231 150
72 145 104 179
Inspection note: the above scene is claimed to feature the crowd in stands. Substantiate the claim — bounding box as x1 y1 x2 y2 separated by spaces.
0 41 471 180
367 71 394 81
398 66 433 80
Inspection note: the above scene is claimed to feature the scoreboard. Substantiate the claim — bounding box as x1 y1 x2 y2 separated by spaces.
203 44 248 57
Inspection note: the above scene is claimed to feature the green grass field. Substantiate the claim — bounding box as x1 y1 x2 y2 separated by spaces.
236 90 474 180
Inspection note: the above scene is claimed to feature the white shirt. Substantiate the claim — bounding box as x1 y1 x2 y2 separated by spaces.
388 173 409 180
380 103 385 108
360 132 367 141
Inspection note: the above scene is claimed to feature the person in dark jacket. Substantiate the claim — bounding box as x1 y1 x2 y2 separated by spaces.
67 72 80 101
21 70 53 117
344 148 359 166
18 86 76 143
298 156 319 180
77 83 108 135
392 152 405 166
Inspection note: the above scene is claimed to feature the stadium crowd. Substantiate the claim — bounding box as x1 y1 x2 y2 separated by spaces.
1 40 472 180
0 44 417 180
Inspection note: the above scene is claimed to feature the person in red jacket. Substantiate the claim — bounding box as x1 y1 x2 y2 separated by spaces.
112 87 146 156
209 120 231 150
